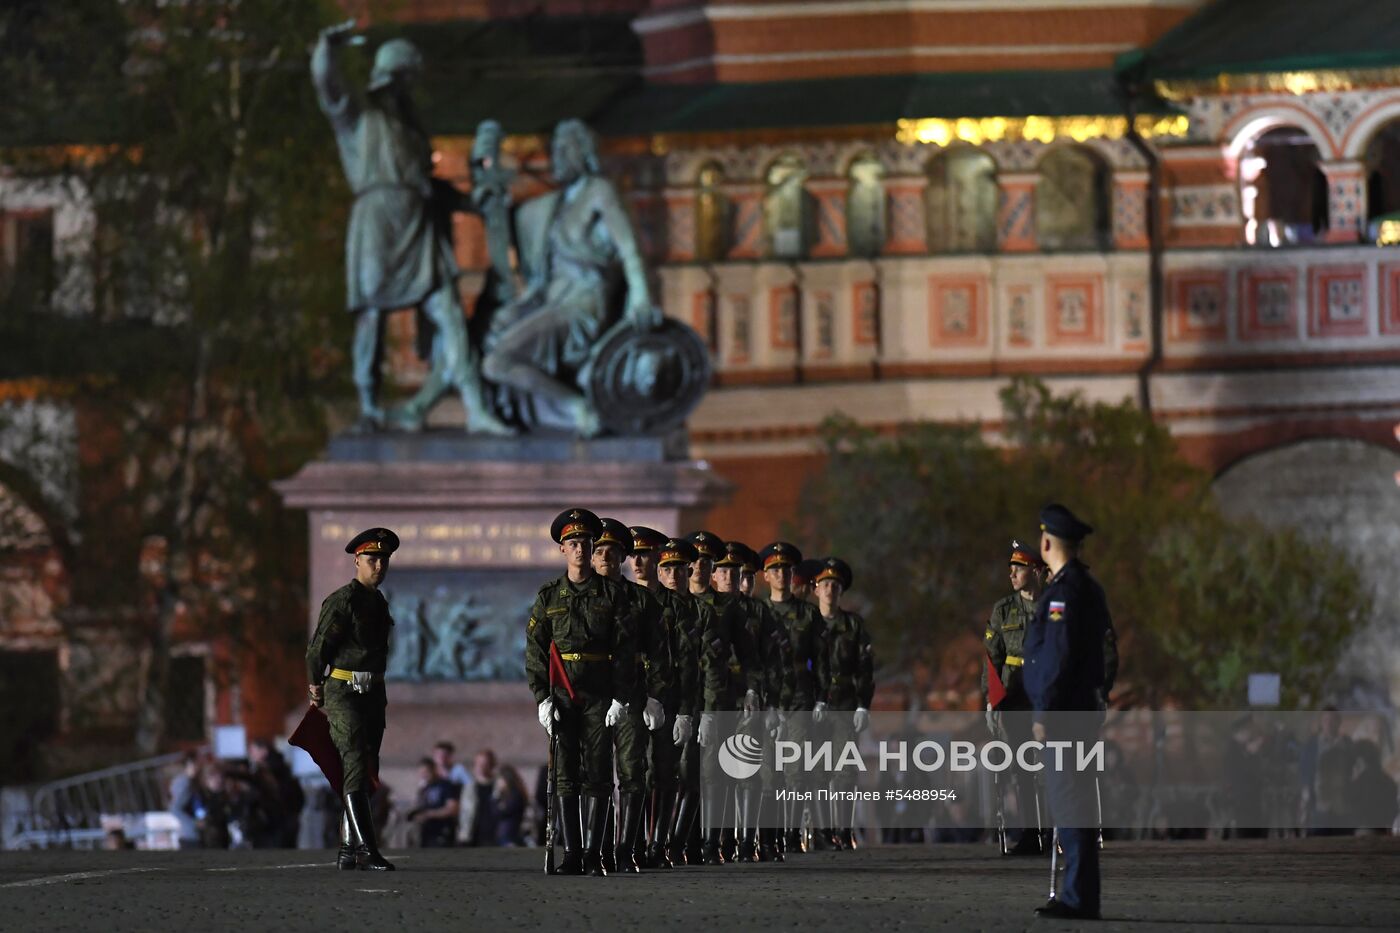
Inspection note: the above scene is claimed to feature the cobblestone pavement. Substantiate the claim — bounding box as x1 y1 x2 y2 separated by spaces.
2 837 1398 932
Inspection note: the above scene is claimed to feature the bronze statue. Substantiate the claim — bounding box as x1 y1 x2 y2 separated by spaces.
481 120 664 437
312 21 512 435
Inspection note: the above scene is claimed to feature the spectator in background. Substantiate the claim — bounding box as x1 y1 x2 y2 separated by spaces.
1350 741 1398 834
189 766 232 850
409 757 461 847
430 741 472 844
1301 709 1356 835
168 752 202 849
493 765 528 846
432 741 472 788
467 749 498 846
248 739 305 848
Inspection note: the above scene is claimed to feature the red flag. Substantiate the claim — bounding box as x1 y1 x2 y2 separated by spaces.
289 704 378 796
549 641 577 703
985 656 1008 710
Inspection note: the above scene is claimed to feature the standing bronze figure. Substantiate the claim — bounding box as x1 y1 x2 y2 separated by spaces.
312 21 512 435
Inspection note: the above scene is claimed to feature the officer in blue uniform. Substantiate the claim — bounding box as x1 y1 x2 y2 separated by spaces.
1023 503 1110 921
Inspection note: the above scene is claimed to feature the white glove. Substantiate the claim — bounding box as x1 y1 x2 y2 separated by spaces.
853 707 870 733
643 696 666 731
672 714 693 747
743 689 759 713
537 698 555 736
698 712 717 748
606 699 628 727
984 702 998 737
764 708 779 734
812 701 827 723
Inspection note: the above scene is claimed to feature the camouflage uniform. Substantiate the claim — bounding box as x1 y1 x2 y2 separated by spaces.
524 573 637 798
820 603 875 848
984 591 1044 844
306 579 392 796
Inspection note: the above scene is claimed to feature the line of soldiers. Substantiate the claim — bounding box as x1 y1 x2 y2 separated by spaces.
524 508 876 877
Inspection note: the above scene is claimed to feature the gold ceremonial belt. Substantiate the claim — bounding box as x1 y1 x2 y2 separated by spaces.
559 652 612 662
1004 655 1024 667
329 668 384 682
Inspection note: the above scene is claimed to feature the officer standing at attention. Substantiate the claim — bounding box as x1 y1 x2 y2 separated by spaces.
306 527 399 872
526 509 637 877
983 540 1048 856
813 557 874 851
1024 504 1111 920
593 518 670 873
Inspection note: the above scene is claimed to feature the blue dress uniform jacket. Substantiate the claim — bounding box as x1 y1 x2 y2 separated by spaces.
1023 558 1111 917
1024 559 1109 715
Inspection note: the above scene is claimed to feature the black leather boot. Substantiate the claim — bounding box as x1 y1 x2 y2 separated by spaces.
669 791 697 866
583 795 609 877
758 828 778 862
785 828 807 855
721 826 738 863
344 791 394 871
554 796 584 875
701 827 725 865
615 792 643 873
601 799 616 873
336 811 357 870
649 791 677 869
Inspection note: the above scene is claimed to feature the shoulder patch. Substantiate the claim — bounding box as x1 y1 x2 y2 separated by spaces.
1049 600 1065 621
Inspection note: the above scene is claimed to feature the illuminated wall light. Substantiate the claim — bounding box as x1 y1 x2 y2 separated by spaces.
896 114 1189 147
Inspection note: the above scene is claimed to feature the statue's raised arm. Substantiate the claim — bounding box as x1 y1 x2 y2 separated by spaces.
311 20 360 130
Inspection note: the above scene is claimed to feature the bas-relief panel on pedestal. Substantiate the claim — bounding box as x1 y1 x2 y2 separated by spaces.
381 569 541 682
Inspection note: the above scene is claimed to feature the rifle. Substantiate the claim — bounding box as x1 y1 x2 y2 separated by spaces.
544 641 577 875
544 724 557 874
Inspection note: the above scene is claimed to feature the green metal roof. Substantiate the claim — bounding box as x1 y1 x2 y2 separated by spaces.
1137 0 1400 80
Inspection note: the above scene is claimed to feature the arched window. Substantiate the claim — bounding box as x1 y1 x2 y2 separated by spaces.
1364 118 1400 228
846 152 886 257
764 154 810 260
695 161 729 262
1036 146 1111 251
1239 126 1327 247
925 148 997 253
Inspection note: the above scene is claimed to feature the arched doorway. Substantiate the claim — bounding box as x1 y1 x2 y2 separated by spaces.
1238 126 1328 247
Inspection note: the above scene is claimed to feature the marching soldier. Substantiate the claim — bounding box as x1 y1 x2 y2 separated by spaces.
306 527 399 872
687 530 752 865
632 530 707 867
1025 504 1111 920
813 557 874 851
526 509 637 877
758 541 828 860
593 518 669 873
714 540 790 862
983 540 1048 856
